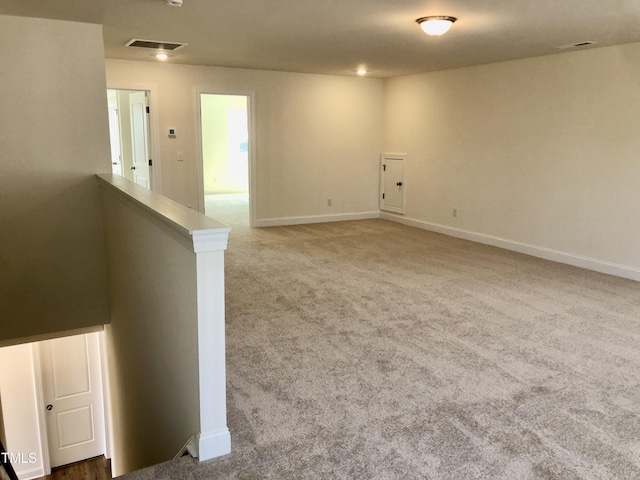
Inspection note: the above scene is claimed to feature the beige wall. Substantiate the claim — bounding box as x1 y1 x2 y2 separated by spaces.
101 188 200 476
0 15 111 343
383 42 640 270
105 60 384 219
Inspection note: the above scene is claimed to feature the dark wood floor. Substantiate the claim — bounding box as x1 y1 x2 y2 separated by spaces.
38 456 111 480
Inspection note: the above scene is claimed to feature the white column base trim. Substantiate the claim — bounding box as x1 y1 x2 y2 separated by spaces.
380 212 640 282
256 211 379 227
197 429 231 461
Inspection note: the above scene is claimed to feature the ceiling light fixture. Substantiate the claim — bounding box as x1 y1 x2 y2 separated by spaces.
166 0 183 6
357 68 367 76
416 16 457 36
156 53 168 60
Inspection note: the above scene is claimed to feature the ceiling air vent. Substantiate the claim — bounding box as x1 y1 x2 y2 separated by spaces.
555 41 597 50
125 39 187 51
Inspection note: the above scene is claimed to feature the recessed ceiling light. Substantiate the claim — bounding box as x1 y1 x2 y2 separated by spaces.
156 53 168 60
416 16 457 36
357 68 367 76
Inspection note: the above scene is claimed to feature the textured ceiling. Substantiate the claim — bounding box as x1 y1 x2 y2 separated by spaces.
2 0 640 78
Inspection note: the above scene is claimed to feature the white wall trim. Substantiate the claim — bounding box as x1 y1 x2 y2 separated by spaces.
16 465 45 480
191 230 230 253
98 331 113 462
196 250 230 463
197 429 231 461
380 212 640 282
256 211 380 227
30 345 51 478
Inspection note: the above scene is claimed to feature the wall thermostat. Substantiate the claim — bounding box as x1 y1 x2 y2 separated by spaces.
167 128 177 138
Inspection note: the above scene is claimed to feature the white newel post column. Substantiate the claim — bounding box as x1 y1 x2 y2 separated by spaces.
193 230 232 460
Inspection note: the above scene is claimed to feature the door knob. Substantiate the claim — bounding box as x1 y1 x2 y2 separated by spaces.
46 404 53 411
131 166 136 170
396 182 403 187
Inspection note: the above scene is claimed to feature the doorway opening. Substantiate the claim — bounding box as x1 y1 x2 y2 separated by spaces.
107 89 154 190
197 92 254 227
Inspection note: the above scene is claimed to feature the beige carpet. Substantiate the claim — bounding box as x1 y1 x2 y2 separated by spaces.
121 216 640 479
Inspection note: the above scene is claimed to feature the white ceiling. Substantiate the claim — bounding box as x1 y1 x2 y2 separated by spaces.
3 0 640 78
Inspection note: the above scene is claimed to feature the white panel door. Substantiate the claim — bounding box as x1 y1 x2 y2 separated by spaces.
129 91 151 189
380 154 406 214
39 333 106 468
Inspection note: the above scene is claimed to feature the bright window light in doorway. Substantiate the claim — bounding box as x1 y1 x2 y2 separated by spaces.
156 53 168 60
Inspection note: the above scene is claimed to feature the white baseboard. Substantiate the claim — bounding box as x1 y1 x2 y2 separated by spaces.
18 466 45 480
197 429 231 461
256 211 379 227
380 212 640 282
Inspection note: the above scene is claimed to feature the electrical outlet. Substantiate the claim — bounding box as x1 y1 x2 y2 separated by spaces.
453 207 458 218
327 198 332 207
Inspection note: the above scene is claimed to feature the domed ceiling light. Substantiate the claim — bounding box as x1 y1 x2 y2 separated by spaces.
416 16 457 36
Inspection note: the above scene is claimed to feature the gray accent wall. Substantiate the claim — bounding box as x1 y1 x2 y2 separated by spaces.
0 15 112 343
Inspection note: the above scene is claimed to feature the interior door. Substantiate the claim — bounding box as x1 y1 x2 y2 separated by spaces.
39 333 106 468
380 154 406 214
129 91 151 188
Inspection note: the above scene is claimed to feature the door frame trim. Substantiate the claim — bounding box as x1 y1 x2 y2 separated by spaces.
99 331 113 464
32 344 52 476
195 88 257 227
107 83 162 195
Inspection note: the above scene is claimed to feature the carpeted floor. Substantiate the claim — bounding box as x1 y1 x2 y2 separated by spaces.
121 204 640 479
